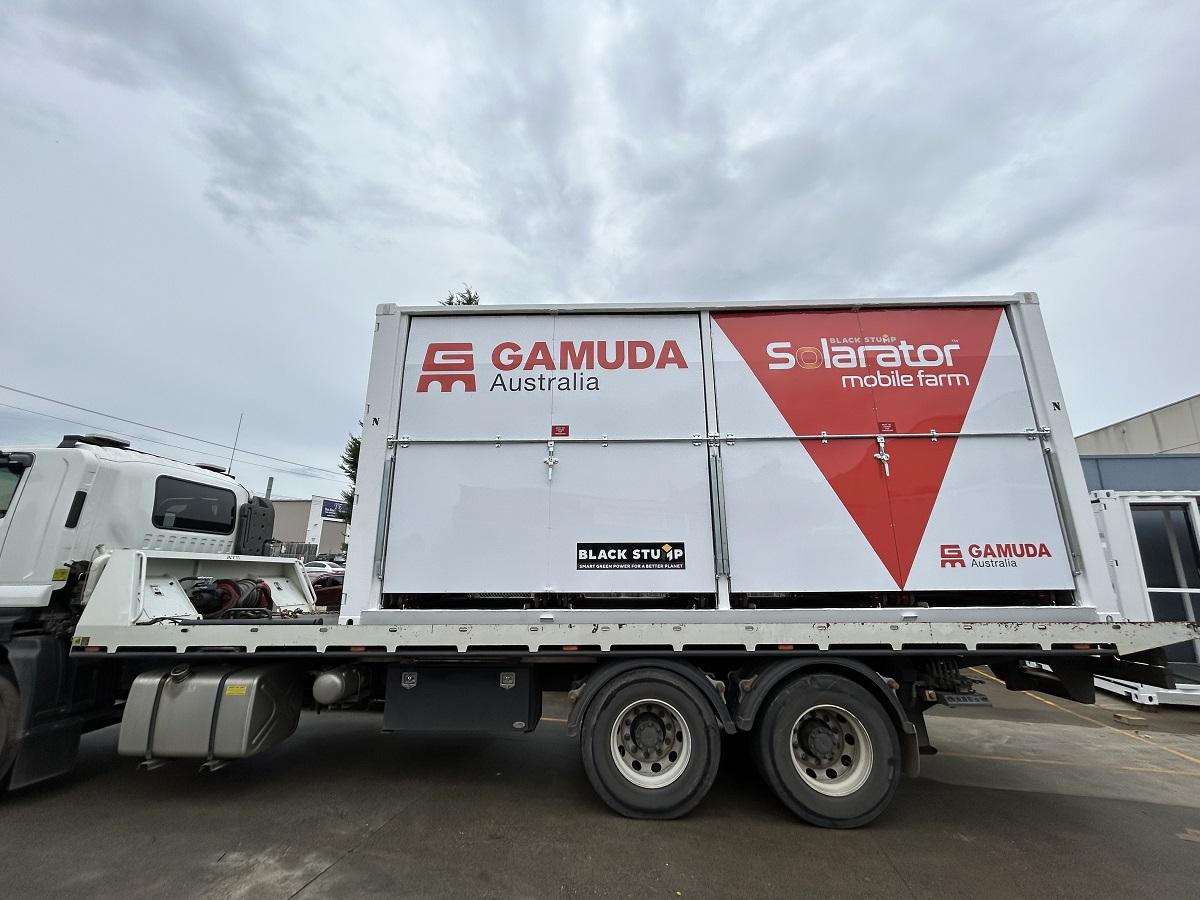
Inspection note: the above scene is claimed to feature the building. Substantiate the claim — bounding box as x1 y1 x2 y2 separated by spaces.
1074 395 1200 679
1076 393 1200 456
271 496 348 557
1079 454 1200 493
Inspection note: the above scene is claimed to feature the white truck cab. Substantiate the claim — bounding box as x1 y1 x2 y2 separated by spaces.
0 435 259 610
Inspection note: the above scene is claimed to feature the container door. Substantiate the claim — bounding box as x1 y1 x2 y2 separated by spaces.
863 307 1072 591
712 306 1072 595
712 311 900 592
383 315 553 594
544 314 715 595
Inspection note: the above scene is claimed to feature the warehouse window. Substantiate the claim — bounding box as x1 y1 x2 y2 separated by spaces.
152 476 236 535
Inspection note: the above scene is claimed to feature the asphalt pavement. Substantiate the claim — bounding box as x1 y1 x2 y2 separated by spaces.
1 674 1198 899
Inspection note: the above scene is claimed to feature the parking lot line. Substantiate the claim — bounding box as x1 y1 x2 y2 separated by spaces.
938 751 1200 777
970 667 1200 768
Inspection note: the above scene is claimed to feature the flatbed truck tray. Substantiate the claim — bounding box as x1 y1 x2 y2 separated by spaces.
72 617 1190 656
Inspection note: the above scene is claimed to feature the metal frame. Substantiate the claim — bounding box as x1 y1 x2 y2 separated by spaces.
376 295 1025 317
1093 490 1200 659
388 430 1047 446
344 309 408 618
1007 299 1116 612
68 547 1198 654
1093 676 1200 707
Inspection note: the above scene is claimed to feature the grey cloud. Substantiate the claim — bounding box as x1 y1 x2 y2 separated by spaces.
0 89 74 139
0 0 1196 480
35 0 331 234
201 107 331 236
589 3 1198 301
18 0 1197 297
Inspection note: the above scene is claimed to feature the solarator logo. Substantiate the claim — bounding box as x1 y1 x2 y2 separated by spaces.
765 335 969 390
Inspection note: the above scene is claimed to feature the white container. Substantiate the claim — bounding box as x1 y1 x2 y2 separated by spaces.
344 295 1114 618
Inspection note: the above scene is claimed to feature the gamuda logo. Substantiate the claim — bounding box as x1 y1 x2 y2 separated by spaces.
941 542 1053 569
417 343 475 393
416 340 688 394
766 336 968 390
491 340 687 371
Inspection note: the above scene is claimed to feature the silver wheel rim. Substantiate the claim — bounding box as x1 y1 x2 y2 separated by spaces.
790 704 873 797
609 698 692 788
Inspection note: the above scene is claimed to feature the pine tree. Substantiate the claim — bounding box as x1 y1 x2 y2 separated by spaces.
338 431 359 521
442 284 481 305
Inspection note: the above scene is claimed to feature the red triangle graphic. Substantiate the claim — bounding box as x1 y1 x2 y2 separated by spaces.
714 308 1003 588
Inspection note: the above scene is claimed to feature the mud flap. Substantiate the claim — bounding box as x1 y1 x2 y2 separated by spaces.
5 636 81 790
989 659 1096 704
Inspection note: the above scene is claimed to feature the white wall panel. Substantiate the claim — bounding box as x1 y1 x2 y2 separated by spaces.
399 315 553 440
547 443 715 592
384 444 549 593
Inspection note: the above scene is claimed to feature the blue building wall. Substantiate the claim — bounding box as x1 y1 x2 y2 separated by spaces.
1079 454 1200 492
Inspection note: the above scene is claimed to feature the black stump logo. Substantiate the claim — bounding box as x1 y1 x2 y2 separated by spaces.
577 542 686 570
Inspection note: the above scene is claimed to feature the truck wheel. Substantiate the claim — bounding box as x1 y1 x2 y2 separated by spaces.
580 668 721 819
0 668 19 788
754 672 900 828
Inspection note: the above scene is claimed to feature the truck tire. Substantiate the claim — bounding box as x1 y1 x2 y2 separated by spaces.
0 667 19 788
579 668 721 819
753 672 900 828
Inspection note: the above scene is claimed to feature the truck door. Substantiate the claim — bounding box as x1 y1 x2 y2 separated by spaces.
0 451 69 609
0 453 32 578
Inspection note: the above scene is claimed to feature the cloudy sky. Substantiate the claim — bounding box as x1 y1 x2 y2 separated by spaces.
1 1 1197 498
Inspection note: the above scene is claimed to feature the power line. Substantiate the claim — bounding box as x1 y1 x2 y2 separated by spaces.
0 383 348 478
0 400 349 485
0 399 349 486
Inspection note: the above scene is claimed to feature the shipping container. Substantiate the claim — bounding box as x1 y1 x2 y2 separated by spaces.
344 294 1112 620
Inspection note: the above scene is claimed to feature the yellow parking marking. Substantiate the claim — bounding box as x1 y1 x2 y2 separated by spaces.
970 667 1200 769
938 751 1200 777
540 716 568 723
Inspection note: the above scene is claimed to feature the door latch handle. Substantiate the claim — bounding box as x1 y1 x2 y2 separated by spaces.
543 440 558 482
874 435 891 477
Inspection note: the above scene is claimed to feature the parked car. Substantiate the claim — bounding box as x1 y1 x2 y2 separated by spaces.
309 573 344 609
304 560 344 576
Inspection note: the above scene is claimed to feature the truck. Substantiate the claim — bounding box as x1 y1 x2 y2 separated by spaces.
1 293 1194 828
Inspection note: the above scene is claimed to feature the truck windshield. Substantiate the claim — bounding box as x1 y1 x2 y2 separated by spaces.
0 469 20 518
152 476 236 534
